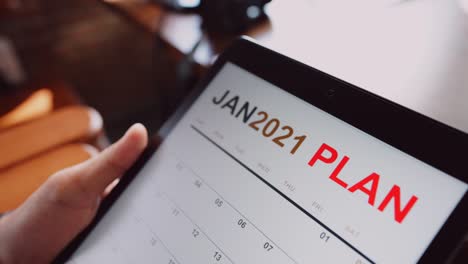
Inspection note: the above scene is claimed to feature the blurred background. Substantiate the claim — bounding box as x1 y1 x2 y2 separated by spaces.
2 0 468 141
0 0 276 219
0 0 467 261
0 0 277 141
0 0 189 141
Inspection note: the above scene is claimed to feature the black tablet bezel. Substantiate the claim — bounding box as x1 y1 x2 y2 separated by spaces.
54 37 468 264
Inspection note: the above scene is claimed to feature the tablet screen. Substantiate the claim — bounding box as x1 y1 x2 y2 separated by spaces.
67 63 467 264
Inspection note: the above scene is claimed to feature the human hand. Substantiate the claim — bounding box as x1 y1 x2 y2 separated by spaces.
0 124 148 264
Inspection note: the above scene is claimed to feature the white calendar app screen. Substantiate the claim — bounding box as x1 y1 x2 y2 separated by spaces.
68 63 467 264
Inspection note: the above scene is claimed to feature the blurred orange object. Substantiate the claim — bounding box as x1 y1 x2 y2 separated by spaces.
0 85 106 212
0 88 54 129
0 144 97 212
0 106 102 171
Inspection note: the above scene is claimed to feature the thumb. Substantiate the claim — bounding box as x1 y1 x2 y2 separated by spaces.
0 124 148 264
71 123 148 198
44 122 148 210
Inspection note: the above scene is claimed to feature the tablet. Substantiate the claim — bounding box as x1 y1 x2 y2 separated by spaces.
56 38 468 264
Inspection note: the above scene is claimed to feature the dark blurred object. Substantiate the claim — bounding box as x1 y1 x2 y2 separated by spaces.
154 0 271 34
453 239 468 264
0 0 19 15
200 0 271 34
0 76 8 92
0 36 26 92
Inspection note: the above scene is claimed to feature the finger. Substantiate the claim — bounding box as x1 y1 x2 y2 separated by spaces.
0 124 148 264
76 123 148 196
